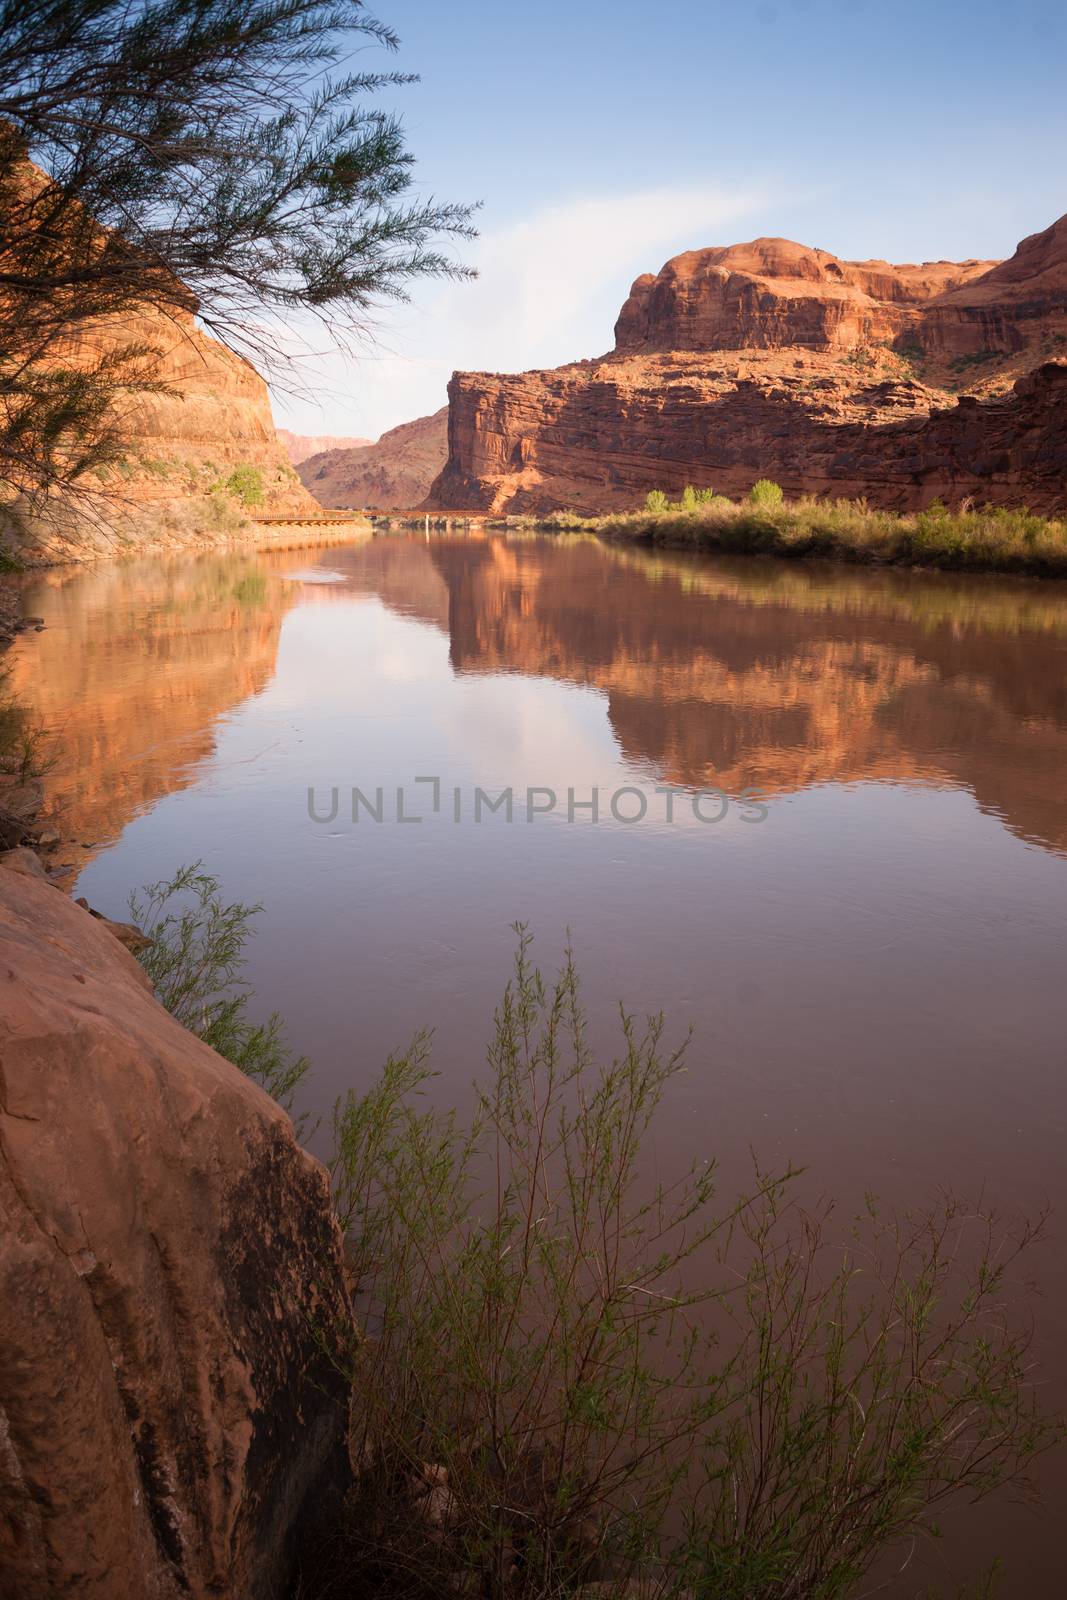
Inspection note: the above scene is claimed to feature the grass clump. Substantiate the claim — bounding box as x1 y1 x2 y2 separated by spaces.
302 929 1056 1600
129 862 309 1113
585 492 1067 577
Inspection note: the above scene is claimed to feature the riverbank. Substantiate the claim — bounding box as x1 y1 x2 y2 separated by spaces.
370 497 1067 579
554 495 1067 577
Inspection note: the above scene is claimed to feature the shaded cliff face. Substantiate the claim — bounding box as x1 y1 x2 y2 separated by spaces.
428 217 1067 515
0 870 351 1599
298 406 448 510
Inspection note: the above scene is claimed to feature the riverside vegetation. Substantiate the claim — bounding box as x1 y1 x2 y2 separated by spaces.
546 485 1067 578
135 871 1060 1600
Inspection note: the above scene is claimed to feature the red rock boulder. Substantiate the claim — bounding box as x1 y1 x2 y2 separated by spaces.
0 872 351 1599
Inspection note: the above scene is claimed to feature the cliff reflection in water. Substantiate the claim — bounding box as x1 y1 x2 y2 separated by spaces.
330 534 1067 858
9 554 303 861
12 533 1067 863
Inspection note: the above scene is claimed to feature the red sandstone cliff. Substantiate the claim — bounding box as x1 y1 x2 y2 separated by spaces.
427 221 1067 516
298 406 448 510
0 160 322 563
1 301 323 564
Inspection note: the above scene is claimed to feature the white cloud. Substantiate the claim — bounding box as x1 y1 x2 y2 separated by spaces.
271 181 768 439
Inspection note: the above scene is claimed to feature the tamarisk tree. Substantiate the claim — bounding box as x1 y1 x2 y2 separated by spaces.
0 0 474 498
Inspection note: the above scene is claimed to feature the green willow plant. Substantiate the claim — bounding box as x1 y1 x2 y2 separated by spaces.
130 863 310 1113
319 929 1056 1600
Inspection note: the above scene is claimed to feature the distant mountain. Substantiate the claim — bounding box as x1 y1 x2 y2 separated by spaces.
427 218 1067 516
275 428 373 466
297 408 448 510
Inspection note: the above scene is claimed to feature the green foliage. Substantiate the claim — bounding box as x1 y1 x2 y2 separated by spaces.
223 465 265 508
748 478 784 508
0 343 166 502
0 666 48 780
129 863 309 1114
952 349 1000 370
894 337 925 364
646 486 716 514
0 1 475 499
314 931 1056 1600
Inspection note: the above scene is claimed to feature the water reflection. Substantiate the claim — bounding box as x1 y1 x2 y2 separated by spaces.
331 535 1067 855
12 533 1067 862
8 555 301 862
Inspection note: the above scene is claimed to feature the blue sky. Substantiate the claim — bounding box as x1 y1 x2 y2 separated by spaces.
273 0 1067 438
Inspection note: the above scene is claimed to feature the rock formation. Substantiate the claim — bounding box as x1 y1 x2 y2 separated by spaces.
299 406 448 510
1 299 323 565
0 870 351 1599
427 220 1067 515
0 159 322 565
275 429 373 467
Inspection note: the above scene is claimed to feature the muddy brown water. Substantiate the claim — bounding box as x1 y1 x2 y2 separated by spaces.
9 532 1067 1595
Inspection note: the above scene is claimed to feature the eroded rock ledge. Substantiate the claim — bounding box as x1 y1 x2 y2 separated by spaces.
0 871 351 1599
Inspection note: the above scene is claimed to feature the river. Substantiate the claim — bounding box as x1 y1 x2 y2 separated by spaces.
9 530 1067 1595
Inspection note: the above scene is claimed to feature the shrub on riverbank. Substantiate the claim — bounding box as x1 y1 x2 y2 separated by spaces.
130 863 310 1114
132 886 1058 1597
553 491 1067 577
303 930 1057 1600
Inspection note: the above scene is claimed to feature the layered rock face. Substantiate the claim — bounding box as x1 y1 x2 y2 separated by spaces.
0 871 351 1598
299 406 448 510
612 238 996 354
1 302 320 565
428 220 1067 515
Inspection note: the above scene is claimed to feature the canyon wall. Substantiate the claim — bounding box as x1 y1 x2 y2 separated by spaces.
0 870 351 1599
428 219 1067 515
299 406 448 510
1 302 322 565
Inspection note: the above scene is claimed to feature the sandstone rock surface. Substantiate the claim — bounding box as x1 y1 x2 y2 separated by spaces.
427 218 1067 516
299 406 448 510
1 299 322 565
0 161 321 565
612 238 997 355
0 871 351 1599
